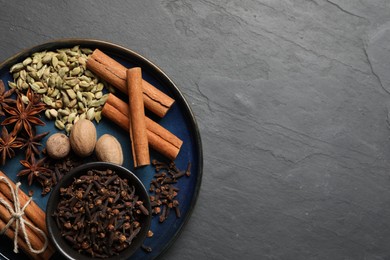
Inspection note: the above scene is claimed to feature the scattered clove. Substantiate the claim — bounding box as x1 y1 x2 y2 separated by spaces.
39 151 82 195
149 160 191 223
141 244 152 253
140 160 191 254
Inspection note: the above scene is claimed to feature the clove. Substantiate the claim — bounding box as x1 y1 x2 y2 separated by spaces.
53 168 149 258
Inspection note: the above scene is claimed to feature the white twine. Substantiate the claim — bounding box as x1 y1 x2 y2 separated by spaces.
0 176 48 254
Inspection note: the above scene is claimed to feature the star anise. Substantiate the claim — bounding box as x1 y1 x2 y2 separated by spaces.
18 87 46 111
0 126 23 165
2 95 45 136
17 130 49 159
0 80 15 116
18 154 52 186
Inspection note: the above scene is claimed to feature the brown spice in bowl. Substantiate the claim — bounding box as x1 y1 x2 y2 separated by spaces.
52 168 149 258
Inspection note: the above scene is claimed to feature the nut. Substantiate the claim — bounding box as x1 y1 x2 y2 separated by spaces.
46 133 71 159
95 134 123 165
70 119 96 157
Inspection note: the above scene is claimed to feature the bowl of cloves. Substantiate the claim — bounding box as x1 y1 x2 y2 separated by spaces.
46 162 152 260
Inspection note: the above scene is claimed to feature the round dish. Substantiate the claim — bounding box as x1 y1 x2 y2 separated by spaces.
0 39 203 260
46 162 152 260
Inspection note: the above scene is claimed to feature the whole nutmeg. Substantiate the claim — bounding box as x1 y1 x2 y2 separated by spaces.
70 119 96 157
46 133 71 159
95 134 123 165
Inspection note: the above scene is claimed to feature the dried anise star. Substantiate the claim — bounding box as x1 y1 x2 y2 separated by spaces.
2 95 45 136
18 87 46 111
0 79 15 116
17 130 49 159
18 154 52 186
0 126 23 165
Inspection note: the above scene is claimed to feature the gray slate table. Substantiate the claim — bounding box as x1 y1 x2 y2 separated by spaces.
2 0 390 259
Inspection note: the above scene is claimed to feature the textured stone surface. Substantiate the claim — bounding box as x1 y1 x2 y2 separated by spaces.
2 0 390 259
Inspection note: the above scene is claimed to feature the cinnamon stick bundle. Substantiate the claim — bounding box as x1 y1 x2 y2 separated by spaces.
86 49 175 118
0 220 41 260
0 171 46 235
101 94 182 160
127 68 150 167
0 197 54 259
0 171 55 259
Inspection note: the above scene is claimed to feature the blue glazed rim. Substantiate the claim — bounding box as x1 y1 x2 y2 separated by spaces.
0 38 203 259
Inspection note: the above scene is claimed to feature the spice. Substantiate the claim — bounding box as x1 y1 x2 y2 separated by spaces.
17 149 82 195
0 127 23 165
0 80 15 116
21 88 46 112
53 168 149 258
1 95 45 137
95 134 123 165
0 221 41 260
149 160 191 222
0 92 47 163
0 85 54 188
69 119 97 157
8 46 108 133
141 244 152 253
41 153 82 195
101 93 183 160
17 131 49 160
127 68 150 167
45 133 70 160
86 49 175 118
139 160 191 254
0 171 55 259
18 155 52 186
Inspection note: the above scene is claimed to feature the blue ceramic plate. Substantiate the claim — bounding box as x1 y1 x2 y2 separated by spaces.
0 39 202 259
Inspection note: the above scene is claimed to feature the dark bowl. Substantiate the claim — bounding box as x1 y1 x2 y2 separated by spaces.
46 162 152 260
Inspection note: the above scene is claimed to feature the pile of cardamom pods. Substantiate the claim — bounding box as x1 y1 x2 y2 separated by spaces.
8 45 113 133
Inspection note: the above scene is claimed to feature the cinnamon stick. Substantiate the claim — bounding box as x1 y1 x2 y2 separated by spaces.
0 219 42 260
101 103 129 132
127 68 150 167
107 93 183 150
0 171 47 235
0 197 54 259
86 49 175 118
0 172 55 259
102 95 182 160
